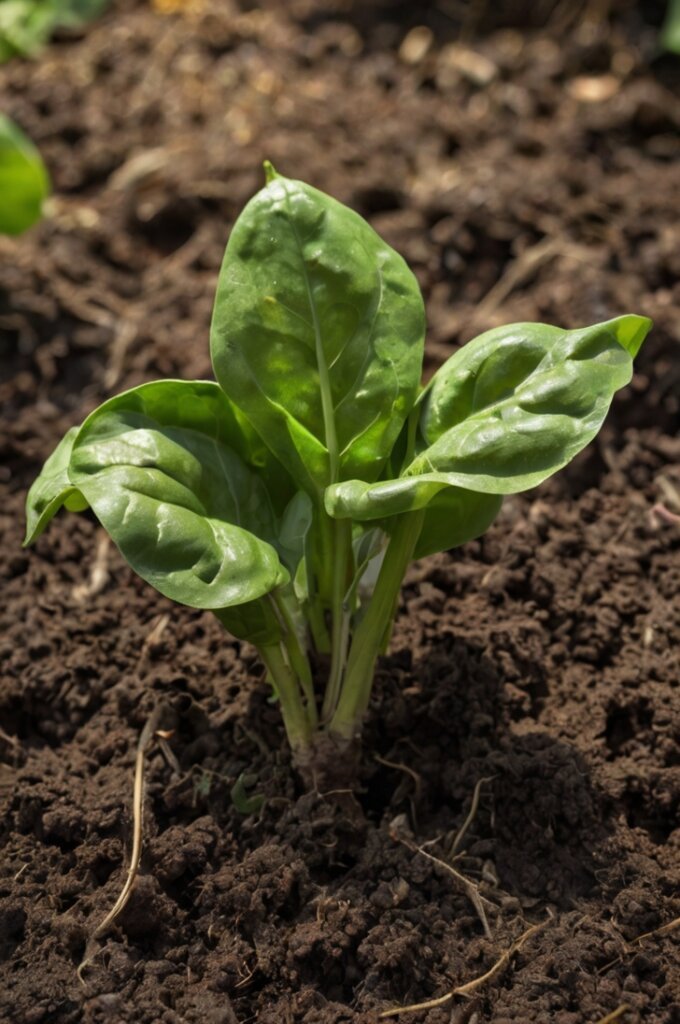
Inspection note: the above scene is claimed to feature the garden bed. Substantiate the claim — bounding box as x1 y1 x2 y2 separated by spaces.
1 2 678 1021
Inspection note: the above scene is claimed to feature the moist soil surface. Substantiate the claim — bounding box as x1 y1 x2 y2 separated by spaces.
1 2 679 1022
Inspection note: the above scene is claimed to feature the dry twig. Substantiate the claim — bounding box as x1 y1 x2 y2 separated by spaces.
72 533 111 603
631 916 680 944
379 915 550 1018
657 475 680 512
392 833 495 940
599 915 680 974
0 725 20 750
374 754 423 802
375 753 423 828
449 776 495 859
77 706 166 981
471 237 561 324
592 1005 630 1024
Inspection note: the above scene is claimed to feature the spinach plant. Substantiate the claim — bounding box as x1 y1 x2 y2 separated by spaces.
25 165 651 780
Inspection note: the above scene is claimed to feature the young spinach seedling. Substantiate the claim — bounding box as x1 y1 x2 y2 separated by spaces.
25 164 651 782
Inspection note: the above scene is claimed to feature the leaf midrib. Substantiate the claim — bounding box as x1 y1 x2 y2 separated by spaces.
281 181 339 483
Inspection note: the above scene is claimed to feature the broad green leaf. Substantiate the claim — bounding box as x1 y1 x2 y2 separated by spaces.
215 597 283 647
222 395 296 515
326 473 460 520
0 114 49 234
410 489 502 559
408 316 651 494
24 426 88 545
326 482 501 559
277 490 314 575
67 380 288 610
210 165 425 495
325 473 501 555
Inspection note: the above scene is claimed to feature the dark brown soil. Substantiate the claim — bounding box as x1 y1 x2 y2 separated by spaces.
1 2 679 1022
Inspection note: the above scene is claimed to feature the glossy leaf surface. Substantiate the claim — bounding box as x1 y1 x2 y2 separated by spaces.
326 471 502 557
215 597 283 647
24 426 88 545
327 316 649 538
326 473 458 520
0 114 49 234
67 380 288 609
410 489 502 559
408 316 651 494
211 167 425 494
277 490 314 575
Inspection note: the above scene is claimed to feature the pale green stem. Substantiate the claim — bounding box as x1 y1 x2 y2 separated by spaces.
270 591 318 729
321 516 353 722
328 510 425 743
307 597 331 654
260 643 314 754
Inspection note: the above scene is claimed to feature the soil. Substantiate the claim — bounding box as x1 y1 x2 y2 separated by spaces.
1 1 679 1022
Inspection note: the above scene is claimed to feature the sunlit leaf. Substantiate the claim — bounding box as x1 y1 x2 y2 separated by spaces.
65 380 289 610
24 426 87 545
409 316 651 494
211 165 425 495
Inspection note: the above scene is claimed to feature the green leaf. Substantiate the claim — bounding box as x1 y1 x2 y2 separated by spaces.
408 316 652 494
24 426 88 545
325 473 501 554
210 166 425 495
326 482 499 561
67 380 289 610
230 773 264 815
410 489 502 559
220 394 297 515
54 0 110 29
0 0 109 61
277 490 314 575
0 114 49 234
0 2 55 60
350 526 387 606
661 0 680 53
326 473 457 520
326 315 649 545
215 596 283 647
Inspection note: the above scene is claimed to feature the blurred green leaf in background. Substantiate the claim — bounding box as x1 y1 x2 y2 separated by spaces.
662 0 680 53
0 0 109 62
0 113 49 234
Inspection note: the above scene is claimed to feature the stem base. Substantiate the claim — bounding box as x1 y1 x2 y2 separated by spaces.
293 730 361 797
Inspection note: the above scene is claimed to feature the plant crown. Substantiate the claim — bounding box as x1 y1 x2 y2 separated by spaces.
25 164 651 760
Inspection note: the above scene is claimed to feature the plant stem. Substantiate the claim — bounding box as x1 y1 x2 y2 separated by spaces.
321 516 353 722
260 643 314 754
307 596 331 654
328 510 424 743
270 591 318 729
